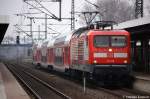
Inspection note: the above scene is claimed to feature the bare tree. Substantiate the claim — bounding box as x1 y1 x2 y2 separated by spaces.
145 0 150 15
147 6 150 14
79 0 135 24
97 0 135 23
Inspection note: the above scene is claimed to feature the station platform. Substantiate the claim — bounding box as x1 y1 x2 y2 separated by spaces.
132 72 150 95
0 62 30 99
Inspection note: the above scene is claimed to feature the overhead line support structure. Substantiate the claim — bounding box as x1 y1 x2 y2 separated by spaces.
14 25 31 37
135 0 143 18
30 18 34 43
71 0 75 30
45 14 47 39
84 0 103 21
24 0 61 21
75 11 99 25
16 0 63 42
59 0 62 21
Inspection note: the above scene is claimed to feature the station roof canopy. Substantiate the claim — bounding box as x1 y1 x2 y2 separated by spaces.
114 16 150 37
0 15 9 44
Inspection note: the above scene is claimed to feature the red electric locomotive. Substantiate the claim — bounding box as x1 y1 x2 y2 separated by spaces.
33 21 131 85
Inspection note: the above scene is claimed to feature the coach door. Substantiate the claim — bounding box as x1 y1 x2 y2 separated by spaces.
55 48 64 65
64 47 69 66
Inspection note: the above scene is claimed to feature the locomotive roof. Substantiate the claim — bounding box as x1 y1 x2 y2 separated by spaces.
47 39 55 48
37 26 129 48
37 42 43 49
42 40 49 47
87 29 129 35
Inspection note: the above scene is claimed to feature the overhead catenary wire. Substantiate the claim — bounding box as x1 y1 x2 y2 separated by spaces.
15 0 77 43
24 0 60 21
14 25 32 37
34 0 61 20
47 26 61 34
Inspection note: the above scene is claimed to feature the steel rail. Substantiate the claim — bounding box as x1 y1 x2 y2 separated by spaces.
5 63 42 99
24 71 71 99
19 62 124 98
6 63 71 99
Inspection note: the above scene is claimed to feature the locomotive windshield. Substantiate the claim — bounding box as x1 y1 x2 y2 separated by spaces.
111 36 126 47
94 35 126 47
94 36 109 47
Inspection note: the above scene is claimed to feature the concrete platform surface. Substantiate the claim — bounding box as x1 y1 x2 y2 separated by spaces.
0 63 30 99
133 72 150 95
133 73 150 81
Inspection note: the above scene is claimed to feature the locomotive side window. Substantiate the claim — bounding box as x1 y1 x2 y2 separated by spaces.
94 36 109 47
111 36 126 47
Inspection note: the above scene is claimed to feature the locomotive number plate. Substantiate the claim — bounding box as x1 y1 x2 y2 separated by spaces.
107 53 114 58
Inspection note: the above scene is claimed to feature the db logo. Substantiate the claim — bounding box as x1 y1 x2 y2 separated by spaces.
107 59 115 63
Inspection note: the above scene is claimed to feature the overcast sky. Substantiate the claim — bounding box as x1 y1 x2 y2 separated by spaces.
0 0 149 40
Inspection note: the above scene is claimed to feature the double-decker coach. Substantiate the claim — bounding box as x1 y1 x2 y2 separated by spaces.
51 33 72 72
33 42 42 67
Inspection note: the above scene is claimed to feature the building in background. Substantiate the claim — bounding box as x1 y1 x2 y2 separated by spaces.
0 44 32 62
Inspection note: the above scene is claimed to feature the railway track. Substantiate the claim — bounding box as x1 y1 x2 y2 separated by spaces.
5 62 150 99
5 63 71 99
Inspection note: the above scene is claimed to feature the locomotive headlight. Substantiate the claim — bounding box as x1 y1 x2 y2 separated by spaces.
124 60 127 63
109 48 112 52
93 60 97 64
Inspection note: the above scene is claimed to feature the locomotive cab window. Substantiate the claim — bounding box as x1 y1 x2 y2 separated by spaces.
94 35 127 47
111 36 126 47
94 36 109 47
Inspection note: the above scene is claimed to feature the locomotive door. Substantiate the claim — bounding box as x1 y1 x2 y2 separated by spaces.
47 48 53 64
54 48 64 66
